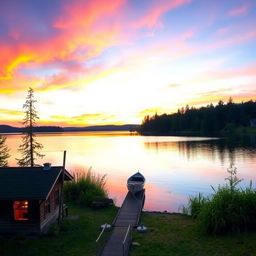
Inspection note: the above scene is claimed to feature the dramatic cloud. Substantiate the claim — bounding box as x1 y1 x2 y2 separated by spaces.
0 0 255 125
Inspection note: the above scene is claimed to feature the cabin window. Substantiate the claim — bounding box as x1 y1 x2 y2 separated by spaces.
45 199 51 214
13 201 29 221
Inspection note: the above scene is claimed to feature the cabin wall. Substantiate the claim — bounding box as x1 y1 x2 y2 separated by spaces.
0 177 66 234
40 180 61 233
0 200 40 234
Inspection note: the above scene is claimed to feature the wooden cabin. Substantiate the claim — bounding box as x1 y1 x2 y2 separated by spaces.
0 164 73 235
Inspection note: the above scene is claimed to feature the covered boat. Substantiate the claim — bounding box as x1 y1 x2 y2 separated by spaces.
127 171 145 195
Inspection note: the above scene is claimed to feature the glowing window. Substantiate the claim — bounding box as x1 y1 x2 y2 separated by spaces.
13 201 29 221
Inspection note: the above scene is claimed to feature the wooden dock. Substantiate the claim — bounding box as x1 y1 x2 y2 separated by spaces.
98 190 145 256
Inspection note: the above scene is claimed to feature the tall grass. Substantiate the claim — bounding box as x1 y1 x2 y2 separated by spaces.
187 192 208 219
187 164 256 235
64 168 107 206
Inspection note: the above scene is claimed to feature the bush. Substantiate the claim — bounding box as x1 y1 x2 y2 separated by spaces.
187 192 208 219
187 165 256 234
64 168 107 206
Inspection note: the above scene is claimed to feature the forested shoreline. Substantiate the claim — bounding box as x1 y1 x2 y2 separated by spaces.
139 99 256 136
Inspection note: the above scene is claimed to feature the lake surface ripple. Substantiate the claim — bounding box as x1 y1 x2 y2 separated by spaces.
5 132 256 212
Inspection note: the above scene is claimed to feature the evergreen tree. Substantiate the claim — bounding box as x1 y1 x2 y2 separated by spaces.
140 99 256 135
0 136 10 167
16 88 44 167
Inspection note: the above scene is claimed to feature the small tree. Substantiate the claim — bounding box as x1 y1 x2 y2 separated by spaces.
16 88 44 167
0 136 10 167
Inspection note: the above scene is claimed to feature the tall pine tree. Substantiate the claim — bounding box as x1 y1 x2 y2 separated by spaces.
0 136 10 167
17 88 44 167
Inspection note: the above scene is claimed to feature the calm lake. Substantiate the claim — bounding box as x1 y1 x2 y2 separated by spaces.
4 132 256 212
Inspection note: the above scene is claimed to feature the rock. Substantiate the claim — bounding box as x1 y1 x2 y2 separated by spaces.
137 224 148 233
91 198 114 209
66 215 80 220
100 223 111 230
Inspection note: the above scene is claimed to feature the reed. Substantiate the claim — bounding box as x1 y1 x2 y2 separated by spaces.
64 167 107 206
187 164 256 234
187 192 208 218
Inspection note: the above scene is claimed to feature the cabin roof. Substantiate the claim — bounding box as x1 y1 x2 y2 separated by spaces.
0 166 73 200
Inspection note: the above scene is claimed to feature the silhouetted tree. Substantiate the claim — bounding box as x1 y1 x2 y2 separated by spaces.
16 88 44 167
140 99 256 135
0 136 10 167
228 97 233 105
218 100 224 106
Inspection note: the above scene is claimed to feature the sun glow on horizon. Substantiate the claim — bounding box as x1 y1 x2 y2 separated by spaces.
0 0 256 126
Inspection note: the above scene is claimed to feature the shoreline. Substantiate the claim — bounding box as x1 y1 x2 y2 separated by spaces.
143 210 186 216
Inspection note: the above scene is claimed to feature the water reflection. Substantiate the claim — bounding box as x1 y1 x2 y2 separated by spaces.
144 136 256 167
4 132 256 212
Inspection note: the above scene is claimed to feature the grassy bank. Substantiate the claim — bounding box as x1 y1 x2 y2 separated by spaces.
244 127 256 134
1 205 256 256
131 212 256 256
0 205 117 256
186 165 256 235
2 166 256 255
131 165 256 255
64 169 108 206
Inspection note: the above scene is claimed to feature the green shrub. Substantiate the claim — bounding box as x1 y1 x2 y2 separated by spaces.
187 164 256 235
64 168 107 206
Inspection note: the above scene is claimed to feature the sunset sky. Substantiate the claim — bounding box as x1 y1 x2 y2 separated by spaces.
0 0 255 126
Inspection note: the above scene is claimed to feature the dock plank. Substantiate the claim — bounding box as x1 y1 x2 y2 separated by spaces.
98 190 145 256
98 227 127 256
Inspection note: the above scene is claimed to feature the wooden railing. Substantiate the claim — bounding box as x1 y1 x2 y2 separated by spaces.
122 224 132 256
95 224 108 243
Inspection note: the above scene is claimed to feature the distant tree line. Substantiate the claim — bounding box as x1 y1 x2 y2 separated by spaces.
0 125 64 133
139 99 256 135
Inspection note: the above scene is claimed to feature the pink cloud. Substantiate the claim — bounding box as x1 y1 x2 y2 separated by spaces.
0 0 194 92
186 65 256 90
54 0 125 29
0 0 254 101
229 3 249 16
0 0 127 84
216 27 230 35
197 26 256 56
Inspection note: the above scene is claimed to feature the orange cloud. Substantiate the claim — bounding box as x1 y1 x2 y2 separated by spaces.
2 0 253 98
0 108 24 125
49 113 118 126
0 68 44 94
0 0 255 127
0 0 194 86
0 0 127 93
139 107 163 116
0 55 34 80
0 108 23 116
